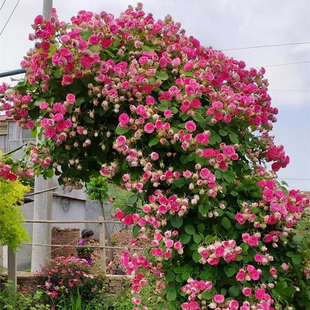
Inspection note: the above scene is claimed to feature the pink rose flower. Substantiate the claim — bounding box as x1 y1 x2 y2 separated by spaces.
116 209 124 220
118 113 130 127
183 170 192 179
242 287 252 296
61 75 73 86
123 215 134 226
185 120 197 132
144 123 155 134
151 152 159 161
213 294 225 303
66 93 76 104
39 101 49 109
88 34 99 45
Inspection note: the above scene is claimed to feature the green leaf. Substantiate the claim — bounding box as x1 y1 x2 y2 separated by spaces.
155 71 169 80
44 169 54 178
215 170 222 179
292 235 303 245
224 267 237 277
230 191 238 196
228 286 240 297
292 255 302 265
205 235 214 243
281 287 296 297
148 137 159 147
198 204 210 215
81 30 92 41
73 97 84 107
170 215 183 228
53 67 62 79
201 291 212 300
115 126 131 135
166 270 175 282
229 133 239 144
83 115 95 124
192 251 201 262
31 127 37 138
223 170 236 183
185 225 195 235
141 45 156 52
88 45 101 53
127 194 138 206
219 129 228 136
104 49 116 59
222 217 232 230
166 287 177 301
180 234 191 244
197 223 205 232
193 234 202 244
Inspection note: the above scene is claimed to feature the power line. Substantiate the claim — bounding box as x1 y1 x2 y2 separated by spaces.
0 0 7 11
221 41 310 51
262 60 310 68
269 90 310 92
0 0 21 36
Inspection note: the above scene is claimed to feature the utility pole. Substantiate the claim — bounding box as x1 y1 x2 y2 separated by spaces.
43 0 53 20
31 0 54 272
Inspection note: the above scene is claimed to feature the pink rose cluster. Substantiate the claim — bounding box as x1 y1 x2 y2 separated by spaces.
196 142 239 170
242 233 260 247
151 230 183 260
0 162 17 181
236 265 262 282
242 284 276 310
235 180 308 238
121 251 164 294
198 240 243 265
265 137 290 172
180 278 212 310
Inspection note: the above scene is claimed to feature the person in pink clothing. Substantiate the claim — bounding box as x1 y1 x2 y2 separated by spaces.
76 229 94 265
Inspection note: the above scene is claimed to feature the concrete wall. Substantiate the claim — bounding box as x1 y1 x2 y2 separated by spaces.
17 201 34 271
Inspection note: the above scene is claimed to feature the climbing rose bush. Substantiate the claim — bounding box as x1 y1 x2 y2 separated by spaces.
0 3 309 309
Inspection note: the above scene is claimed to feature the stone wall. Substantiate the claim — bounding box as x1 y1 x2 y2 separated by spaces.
105 274 131 295
51 227 80 258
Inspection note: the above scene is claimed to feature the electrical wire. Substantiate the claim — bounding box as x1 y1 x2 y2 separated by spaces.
0 0 7 11
221 41 310 51
0 0 21 36
268 90 310 92
262 60 310 67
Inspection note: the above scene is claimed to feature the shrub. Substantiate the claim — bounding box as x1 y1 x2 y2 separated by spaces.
36 256 105 308
0 153 30 251
0 280 50 310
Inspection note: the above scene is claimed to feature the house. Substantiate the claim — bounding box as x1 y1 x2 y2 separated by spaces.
0 115 35 154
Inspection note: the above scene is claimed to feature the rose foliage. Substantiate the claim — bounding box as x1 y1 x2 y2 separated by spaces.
0 3 309 310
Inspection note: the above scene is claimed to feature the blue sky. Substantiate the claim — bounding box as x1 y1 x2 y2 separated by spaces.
1 0 309 190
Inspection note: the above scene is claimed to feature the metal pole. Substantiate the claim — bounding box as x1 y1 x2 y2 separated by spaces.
0 69 25 78
31 0 54 273
43 0 53 20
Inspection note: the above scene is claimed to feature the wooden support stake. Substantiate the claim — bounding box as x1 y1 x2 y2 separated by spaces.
99 216 106 273
8 248 17 290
